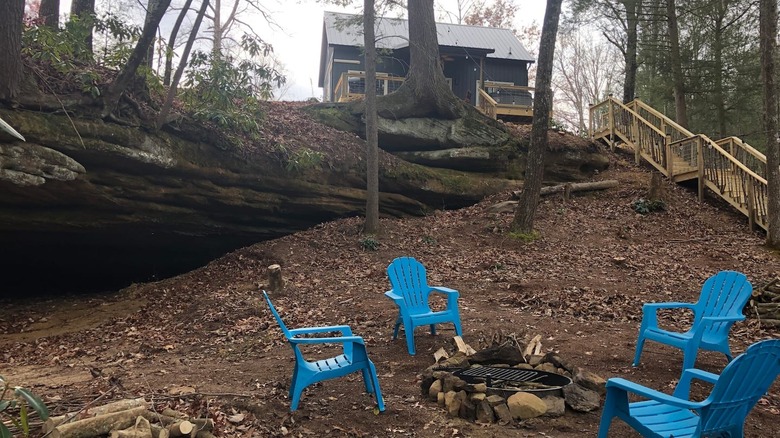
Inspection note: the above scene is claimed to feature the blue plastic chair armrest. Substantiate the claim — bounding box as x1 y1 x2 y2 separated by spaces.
606 378 705 410
289 335 365 345
430 286 458 295
674 368 720 399
289 325 354 336
385 290 404 303
643 302 696 311
699 315 745 324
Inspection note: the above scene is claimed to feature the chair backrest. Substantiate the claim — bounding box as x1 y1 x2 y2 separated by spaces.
697 339 780 434
262 290 292 339
694 271 752 336
387 257 431 312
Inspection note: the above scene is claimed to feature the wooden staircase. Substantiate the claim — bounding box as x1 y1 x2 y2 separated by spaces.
590 97 768 231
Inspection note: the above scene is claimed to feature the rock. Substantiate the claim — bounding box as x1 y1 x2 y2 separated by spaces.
470 393 486 402
440 353 470 369
487 200 517 214
573 369 607 396
563 383 601 412
437 391 445 407
0 143 85 186
541 396 566 417
475 400 496 424
468 383 487 393
534 362 558 374
506 392 547 420
527 355 544 366
458 397 477 421
493 403 513 425
541 353 574 374
442 375 467 393
445 390 467 417
486 395 505 406
514 363 534 370
428 379 442 401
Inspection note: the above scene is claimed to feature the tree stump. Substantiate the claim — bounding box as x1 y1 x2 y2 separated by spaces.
648 173 665 201
267 264 284 292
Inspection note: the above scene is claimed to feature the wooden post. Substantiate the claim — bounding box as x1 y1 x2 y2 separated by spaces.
267 264 284 292
697 137 705 202
588 103 594 139
665 134 673 176
607 94 615 149
747 182 756 231
632 114 640 164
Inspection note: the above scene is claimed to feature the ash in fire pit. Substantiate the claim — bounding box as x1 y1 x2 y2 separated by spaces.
420 334 605 425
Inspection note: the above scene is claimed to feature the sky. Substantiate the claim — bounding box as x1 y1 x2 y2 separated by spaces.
58 0 548 101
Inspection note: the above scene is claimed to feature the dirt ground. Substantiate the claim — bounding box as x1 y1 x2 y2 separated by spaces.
2 156 780 437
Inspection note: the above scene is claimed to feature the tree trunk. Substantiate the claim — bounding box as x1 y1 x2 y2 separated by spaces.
666 0 688 128
0 0 24 101
364 0 380 234
622 0 639 103
70 0 95 54
511 0 563 233
713 3 727 138
145 0 161 69
102 0 172 117
40 0 60 29
156 0 209 128
163 0 195 85
760 0 780 247
212 0 222 57
375 0 464 119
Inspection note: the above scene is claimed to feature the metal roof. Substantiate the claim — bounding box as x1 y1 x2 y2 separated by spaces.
323 11 535 62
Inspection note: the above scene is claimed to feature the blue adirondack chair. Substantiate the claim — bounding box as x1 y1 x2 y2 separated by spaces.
385 256 463 355
262 291 385 412
599 338 780 437
633 270 753 371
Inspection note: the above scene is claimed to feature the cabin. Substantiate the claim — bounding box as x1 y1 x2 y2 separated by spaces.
318 12 537 120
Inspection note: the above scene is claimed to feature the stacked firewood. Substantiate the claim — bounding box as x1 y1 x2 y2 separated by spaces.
748 278 780 328
43 398 215 438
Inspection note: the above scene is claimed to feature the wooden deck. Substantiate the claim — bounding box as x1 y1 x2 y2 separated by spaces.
590 97 768 231
333 73 534 120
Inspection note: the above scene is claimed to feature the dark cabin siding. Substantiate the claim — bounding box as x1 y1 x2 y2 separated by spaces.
483 59 529 86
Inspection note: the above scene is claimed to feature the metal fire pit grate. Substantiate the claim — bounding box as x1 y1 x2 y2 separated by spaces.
453 366 571 397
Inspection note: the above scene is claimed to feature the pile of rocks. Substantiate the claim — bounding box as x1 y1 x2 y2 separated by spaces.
419 337 606 425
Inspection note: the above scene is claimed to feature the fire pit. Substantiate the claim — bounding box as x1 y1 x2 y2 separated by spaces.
453 366 572 398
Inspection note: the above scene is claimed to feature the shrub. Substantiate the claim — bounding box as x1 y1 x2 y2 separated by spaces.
0 376 49 438
631 198 666 215
359 235 380 251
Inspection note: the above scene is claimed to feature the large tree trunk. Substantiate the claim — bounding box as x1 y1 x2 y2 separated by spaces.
666 0 688 128
375 0 464 119
713 1 728 138
0 0 24 101
102 0 172 117
70 0 95 54
145 0 161 69
157 0 209 128
163 0 195 85
511 0 563 233
622 0 639 103
760 0 780 247
40 0 60 29
364 0 380 234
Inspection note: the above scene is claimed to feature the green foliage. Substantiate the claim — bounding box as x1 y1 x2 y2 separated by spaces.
507 230 541 242
182 35 285 146
631 198 666 215
273 144 324 173
0 376 49 438
359 235 380 251
22 13 140 97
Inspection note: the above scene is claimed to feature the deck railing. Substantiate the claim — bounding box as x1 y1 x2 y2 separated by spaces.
478 81 534 119
334 72 405 102
589 96 769 231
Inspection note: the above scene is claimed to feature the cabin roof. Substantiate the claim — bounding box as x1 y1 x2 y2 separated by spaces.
323 11 535 62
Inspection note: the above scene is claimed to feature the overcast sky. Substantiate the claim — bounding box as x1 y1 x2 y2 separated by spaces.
59 0 548 101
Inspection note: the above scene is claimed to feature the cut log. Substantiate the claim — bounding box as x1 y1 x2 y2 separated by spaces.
150 424 170 438
453 336 477 356
267 264 284 292
160 408 186 419
109 416 152 438
512 180 619 198
44 398 148 433
433 347 449 363
141 412 213 432
167 420 194 437
50 406 149 438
